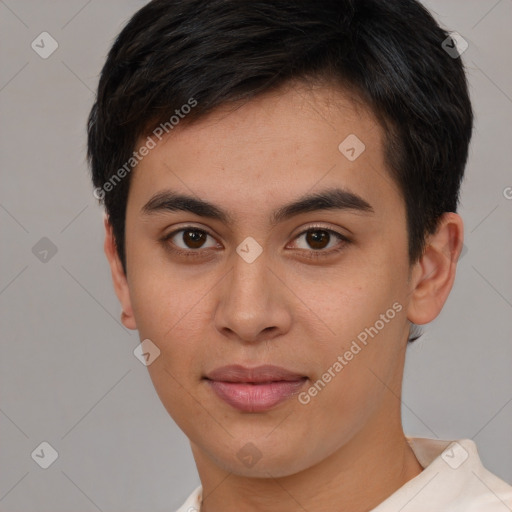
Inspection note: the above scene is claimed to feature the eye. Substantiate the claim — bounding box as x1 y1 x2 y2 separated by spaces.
161 225 350 260
162 227 219 255
289 226 350 257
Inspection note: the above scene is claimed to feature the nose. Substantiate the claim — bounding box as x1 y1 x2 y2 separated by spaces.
213 248 292 345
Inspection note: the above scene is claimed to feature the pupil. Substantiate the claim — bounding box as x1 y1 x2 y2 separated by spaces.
185 230 205 248
307 230 329 249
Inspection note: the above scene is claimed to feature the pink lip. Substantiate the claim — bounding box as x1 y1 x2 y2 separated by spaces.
204 365 307 412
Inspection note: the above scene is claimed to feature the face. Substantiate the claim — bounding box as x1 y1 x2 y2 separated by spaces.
113 82 424 476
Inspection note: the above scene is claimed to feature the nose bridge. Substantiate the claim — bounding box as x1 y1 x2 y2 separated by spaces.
229 245 273 310
214 242 290 341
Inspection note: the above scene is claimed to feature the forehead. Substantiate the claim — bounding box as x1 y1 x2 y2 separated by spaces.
156 82 378 160
128 82 402 223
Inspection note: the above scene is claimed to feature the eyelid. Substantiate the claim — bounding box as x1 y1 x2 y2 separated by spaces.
162 225 220 248
291 223 351 241
163 224 215 239
287 224 351 253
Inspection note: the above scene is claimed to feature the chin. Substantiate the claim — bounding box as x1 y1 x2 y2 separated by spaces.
200 434 322 478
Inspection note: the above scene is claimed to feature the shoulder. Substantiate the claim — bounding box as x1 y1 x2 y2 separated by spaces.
174 485 202 512
372 438 512 511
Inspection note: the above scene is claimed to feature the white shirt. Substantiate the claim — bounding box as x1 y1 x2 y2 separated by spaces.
175 437 512 511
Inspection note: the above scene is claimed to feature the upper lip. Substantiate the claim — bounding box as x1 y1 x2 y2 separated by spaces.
204 364 306 383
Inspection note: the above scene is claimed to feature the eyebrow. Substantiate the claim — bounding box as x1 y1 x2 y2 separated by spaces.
141 187 374 226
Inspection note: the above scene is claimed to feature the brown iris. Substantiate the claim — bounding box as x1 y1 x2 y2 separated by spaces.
182 230 207 249
306 230 330 250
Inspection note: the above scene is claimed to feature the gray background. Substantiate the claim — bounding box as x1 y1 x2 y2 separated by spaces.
1 1 511 511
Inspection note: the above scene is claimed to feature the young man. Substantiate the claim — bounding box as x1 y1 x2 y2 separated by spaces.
87 0 512 510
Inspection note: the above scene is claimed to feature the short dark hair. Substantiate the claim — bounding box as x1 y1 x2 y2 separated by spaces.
87 0 473 276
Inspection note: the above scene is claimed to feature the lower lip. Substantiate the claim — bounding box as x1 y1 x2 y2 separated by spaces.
206 379 307 412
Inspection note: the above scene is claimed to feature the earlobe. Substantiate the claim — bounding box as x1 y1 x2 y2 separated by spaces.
407 212 464 326
103 214 137 330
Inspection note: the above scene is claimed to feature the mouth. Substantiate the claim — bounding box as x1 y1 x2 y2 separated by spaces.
203 364 308 412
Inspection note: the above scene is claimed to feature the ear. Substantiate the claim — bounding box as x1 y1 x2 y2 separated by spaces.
407 212 464 325
103 214 137 330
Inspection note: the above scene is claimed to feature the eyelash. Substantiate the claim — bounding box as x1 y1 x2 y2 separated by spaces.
161 225 350 260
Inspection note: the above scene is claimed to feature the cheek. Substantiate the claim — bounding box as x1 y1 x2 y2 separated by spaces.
130 278 204 350
126 265 192 361
295 303 407 457
125 229 211 338
298 263 402 344
298 262 408 398
128 271 211 424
